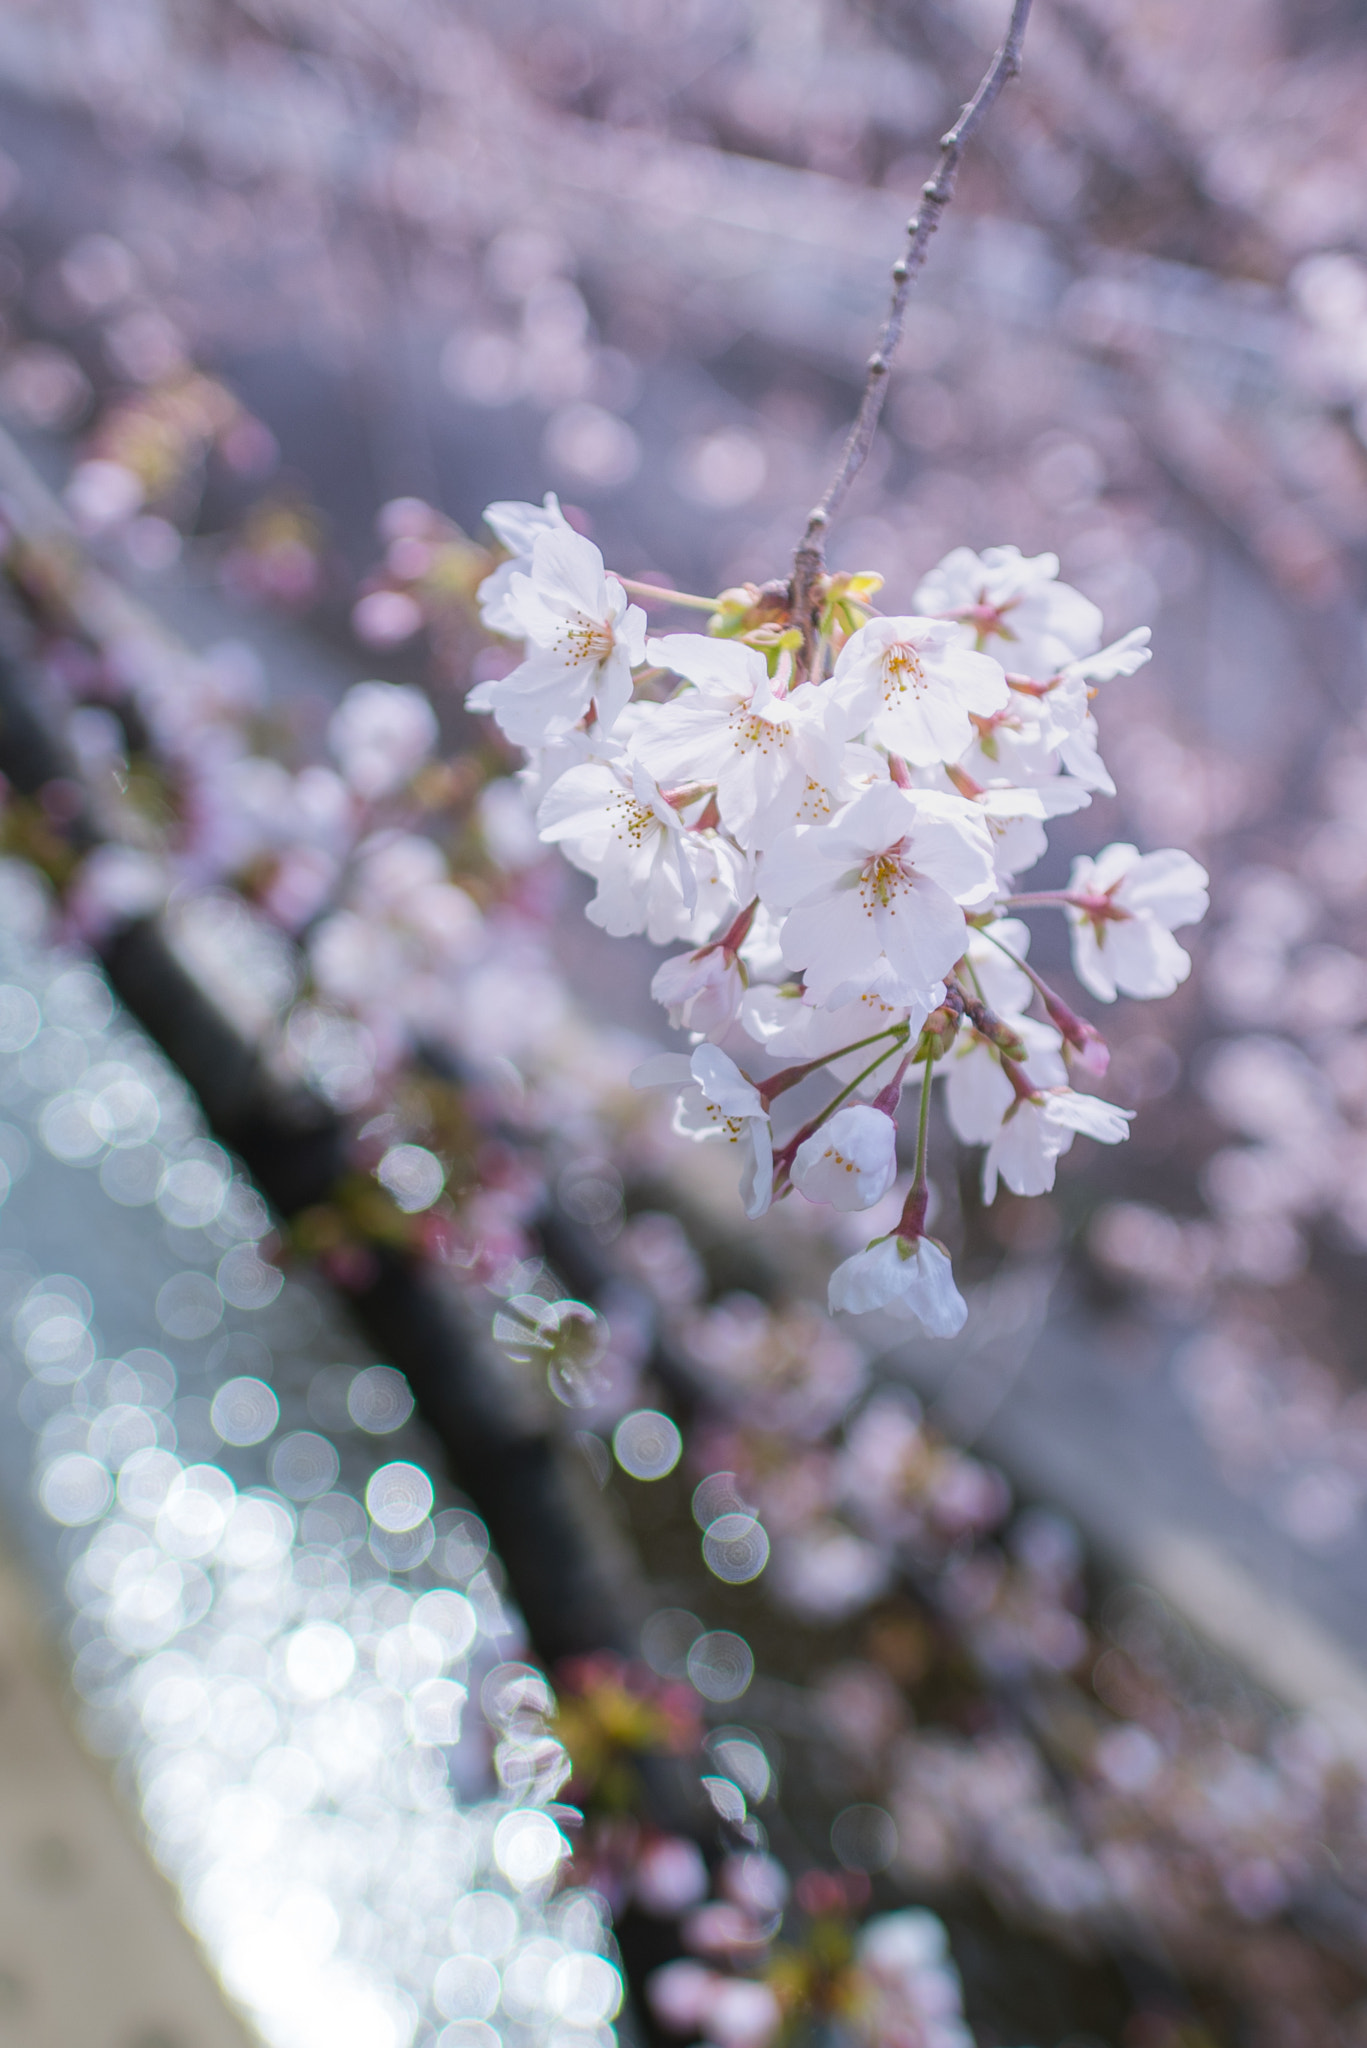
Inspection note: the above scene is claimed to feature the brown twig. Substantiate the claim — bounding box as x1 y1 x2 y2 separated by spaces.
789 0 1033 671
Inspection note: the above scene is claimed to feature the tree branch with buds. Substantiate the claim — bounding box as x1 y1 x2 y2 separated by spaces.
789 0 1033 671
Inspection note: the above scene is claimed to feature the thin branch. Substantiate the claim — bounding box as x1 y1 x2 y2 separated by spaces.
614 576 718 612
790 0 1033 664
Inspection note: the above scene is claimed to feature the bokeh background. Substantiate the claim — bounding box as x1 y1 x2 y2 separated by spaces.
1 2 1367 2046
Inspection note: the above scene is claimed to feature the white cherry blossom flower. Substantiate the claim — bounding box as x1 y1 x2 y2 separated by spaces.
632 1045 774 1218
828 1232 968 1335
760 782 996 1011
328 680 438 801
830 615 1009 766
477 492 569 634
960 669 1110 791
537 758 742 943
651 944 746 1039
792 1105 898 1212
915 544 1102 679
983 1087 1133 1202
467 525 646 744
1067 842 1210 1001
945 1017 1067 1146
631 635 851 851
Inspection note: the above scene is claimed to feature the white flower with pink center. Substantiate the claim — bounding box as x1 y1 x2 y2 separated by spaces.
760 782 995 1010
830 614 1009 766
1066 841 1209 1001
538 758 743 944
650 944 746 1039
914 543 1103 680
467 524 645 744
631 634 851 851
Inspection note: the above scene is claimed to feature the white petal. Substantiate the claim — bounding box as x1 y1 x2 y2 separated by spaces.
792 1106 898 1211
690 1043 764 1118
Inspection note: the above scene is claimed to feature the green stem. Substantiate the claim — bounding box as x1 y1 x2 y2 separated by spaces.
777 1038 907 1158
976 923 1050 1000
911 1039 935 1198
616 577 719 613
759 1022 908 1105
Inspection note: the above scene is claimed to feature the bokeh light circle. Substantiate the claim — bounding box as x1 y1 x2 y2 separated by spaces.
347 1365 415 1434
686 1630 755 1703
613 1408 682 1480
39 1452 113 1525
210 1376 280 1447
366 1461 435 1533
702 1512 770 1584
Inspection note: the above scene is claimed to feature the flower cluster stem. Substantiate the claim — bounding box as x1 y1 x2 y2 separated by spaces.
615 578 719 613
789 0 1033 670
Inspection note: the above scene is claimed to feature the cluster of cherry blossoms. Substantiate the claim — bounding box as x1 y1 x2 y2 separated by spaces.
468 496 1210 1335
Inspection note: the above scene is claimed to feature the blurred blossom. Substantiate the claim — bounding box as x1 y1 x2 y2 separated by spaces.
543 404 641 489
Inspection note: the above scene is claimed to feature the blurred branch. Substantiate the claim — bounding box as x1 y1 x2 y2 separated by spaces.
790 0 1033 660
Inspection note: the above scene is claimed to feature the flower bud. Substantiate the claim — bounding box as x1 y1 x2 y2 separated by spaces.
1042 987 1110 1078
651 947 745 1040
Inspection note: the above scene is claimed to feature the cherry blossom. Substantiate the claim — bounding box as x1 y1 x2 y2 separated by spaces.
467 525 646 744
631 634 852 850
791 1104 899 1211
983 1087 1134 1202
760 783 996 1010
855 1910 974 2048
1067 843 1211 1001
651 943 746 1039
915 544 1102 679
633 1045 774 1218
828 1232 969 1335
537 758 742 943
327 680 438 801
308 831 482 1030
830 614 1009 765
477 491 569 634
945 1018 1068 1147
